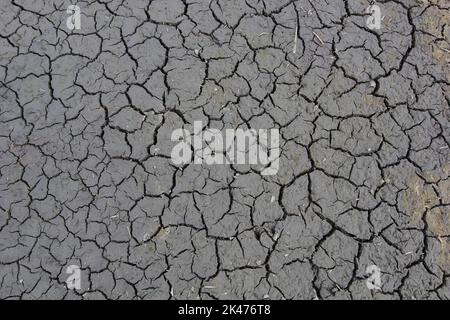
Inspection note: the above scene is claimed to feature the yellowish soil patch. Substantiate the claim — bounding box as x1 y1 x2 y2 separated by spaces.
405 164 450 270
364 94 384 109
417 5 450 80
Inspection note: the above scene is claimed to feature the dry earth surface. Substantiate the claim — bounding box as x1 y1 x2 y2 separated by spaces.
0 0 449 299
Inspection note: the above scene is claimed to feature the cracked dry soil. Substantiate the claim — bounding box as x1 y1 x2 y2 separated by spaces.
0 0 449 300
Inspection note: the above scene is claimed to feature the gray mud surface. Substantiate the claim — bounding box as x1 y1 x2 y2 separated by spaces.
0 0 449 299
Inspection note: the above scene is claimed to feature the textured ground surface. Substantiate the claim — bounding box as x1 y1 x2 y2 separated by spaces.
0 0 449 300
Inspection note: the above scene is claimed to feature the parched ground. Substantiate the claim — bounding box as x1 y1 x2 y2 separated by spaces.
0 0 449 300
